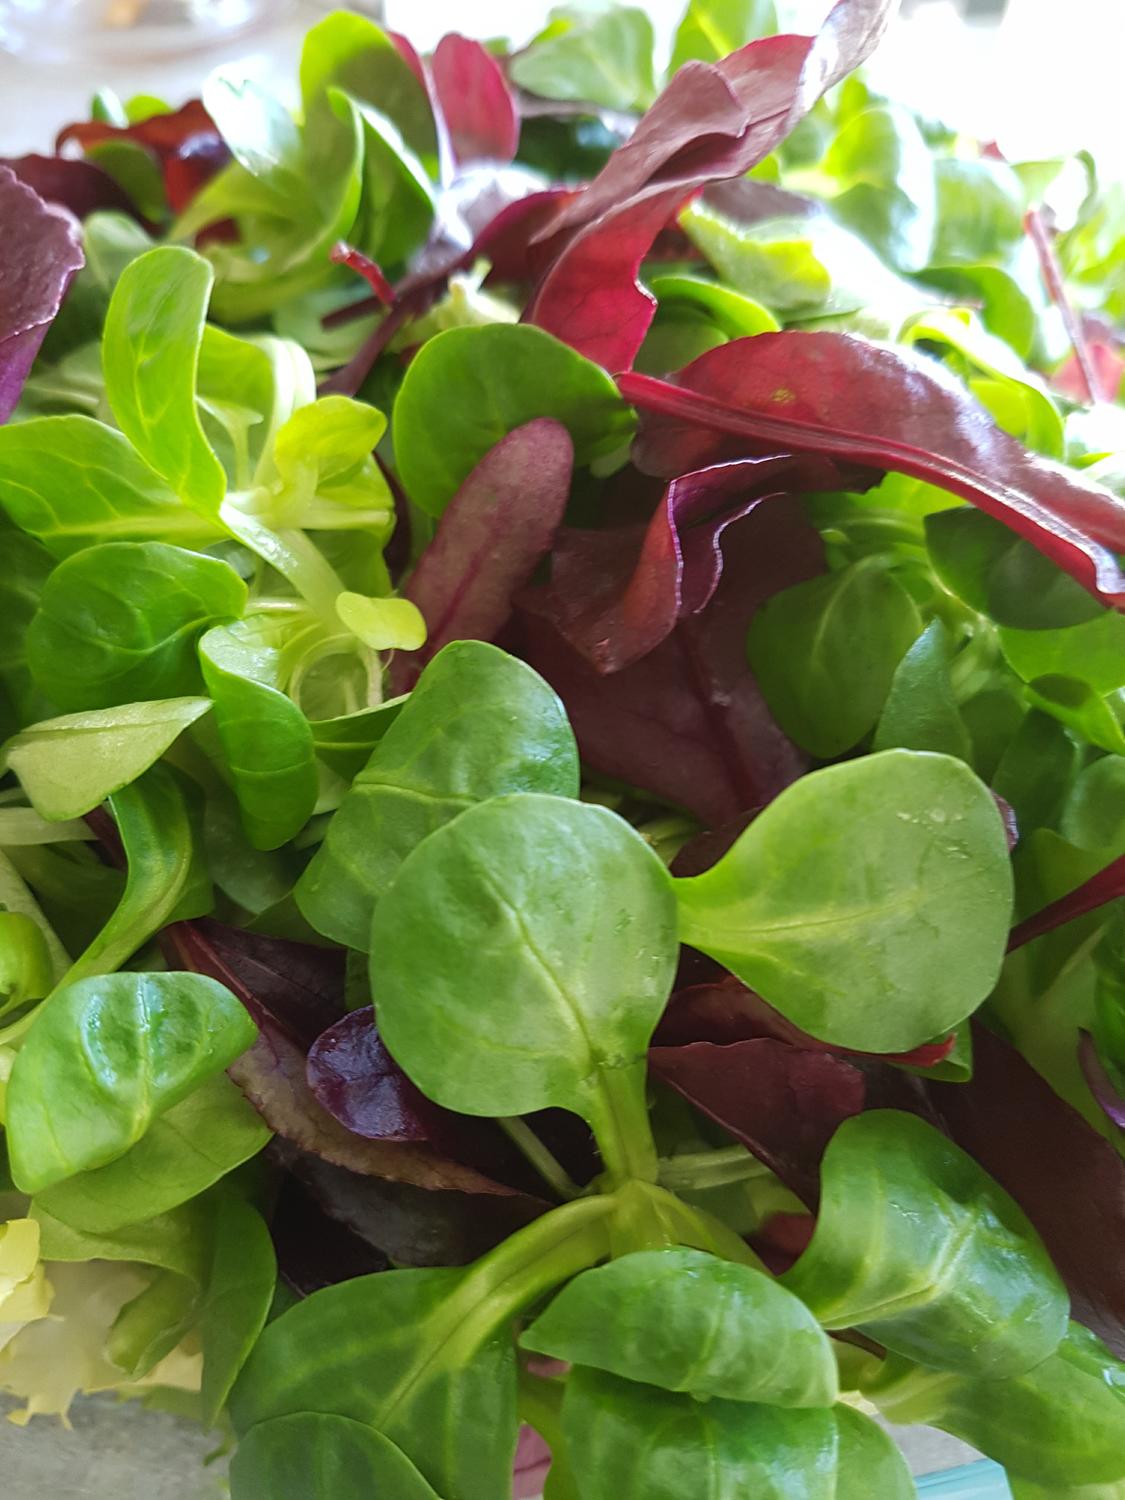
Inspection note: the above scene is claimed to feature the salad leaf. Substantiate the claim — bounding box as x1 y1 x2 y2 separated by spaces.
199 1195 277 1426
392 324 634 515
670 0 778 72
873 619 973 761
231 1413 443 1500
675 750 1013 1051
6 969 257 1193
431 34 519 167
511 7 657 114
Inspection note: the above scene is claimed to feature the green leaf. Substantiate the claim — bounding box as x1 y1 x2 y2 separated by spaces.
1 697 211 822
873 620 973 762
231 1414 442 1500
27 542 247 711
200 1195 277 1427
374 794 678 1176
6 969 257 1194
822 105 936 272
352 101 435 269
33 1199 210 1282
675 750 1014 1051
199 616 318 852
511 6 657 113
106 1268 199 1381
746 561 922 758
0 529 53 737
308 696 405 780
35 1073 270 1234
992 708 1081 834
931 158 1027 266
649 275 780 338
561 1366 839 1500
670 0 777 71
833 1404 915 1499
297 641 579 950
1062 756 1125 856
392 324 634 515
197 326 302 487
521 1248 838 1406
202 69 304 195
1024 675 1125 756
229 1267 518 1500
102 246 227 513
0 912 54 1015
867 1323 1125 1488
0 415 225 558
923 262 1038 360
782 1111 1068 1376
65 765 210 986
1000 612 1125 695
925 506 1104 631
264 394 393 531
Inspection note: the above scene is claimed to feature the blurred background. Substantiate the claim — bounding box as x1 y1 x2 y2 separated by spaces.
0 0 1122 178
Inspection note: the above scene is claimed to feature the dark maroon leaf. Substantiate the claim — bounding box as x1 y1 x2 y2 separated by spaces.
56 99 228 215
270 1170 391 1294
702 176 821 227
928 1024 1125 1357
1009 853 1125 950
1078 1030 1125 1132
307 1008 438 1142
516 493 823 826
620 332 1125 607
655 975 959 1068
669 816 757 876
521 454 844 673
523 0 894 368
750 1211 815 1274
431 34 520 167
389 418 573 693
0 166 84 424
0 154 140 222
649 1038 868 1207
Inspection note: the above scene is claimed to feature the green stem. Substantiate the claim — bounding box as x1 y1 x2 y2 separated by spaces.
499 1117 583 1201
658 1145 771 1192
584 1061 659 1187
220 499 347 630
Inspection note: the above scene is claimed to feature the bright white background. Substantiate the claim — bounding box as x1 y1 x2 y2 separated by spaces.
0 0 1122 180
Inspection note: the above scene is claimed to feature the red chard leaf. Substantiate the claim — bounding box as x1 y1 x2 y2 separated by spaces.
307 1008 440 1143
648 1038 868 1208
0 154 141 222
515 493 823 826
928 1024 1125 1357
521 454 845 673
390 418 573 693
0 166 84 423
56 99 228 214
620 332 1125 606
431 34 520 167
524 0 895 368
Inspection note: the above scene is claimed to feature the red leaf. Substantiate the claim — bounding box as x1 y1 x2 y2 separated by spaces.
521 454 845 673
1008 852 1125 950
307 1007 438 1143
1078 1029 1125 1133
431 34 520 167
620 332 1125 607
56 99 228 215
648 1038 868 1208
0 154 141 222
0 166 84 424
390 419 573 693
515 493 823 826
523 0 894 368
928 1025 1125 1357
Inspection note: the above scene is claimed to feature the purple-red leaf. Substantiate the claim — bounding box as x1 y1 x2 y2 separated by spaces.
515 492 823 826
521 454 843 673
523 0 894 368
1008 852 1125 950
307 1008 439 1142
56 98 228 214
928 1024 1125 1357
0 154 140 222
1078 1030 1125 1132
0 167 84 424
620 332 1125 607
648 1038 868 1208
431 34 520 167
655 976 958 1070
390 418 573 693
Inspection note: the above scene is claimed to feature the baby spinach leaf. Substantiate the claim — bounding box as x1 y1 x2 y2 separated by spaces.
392 324 635 516
675 750 1013 1052
746 559 922 757
6 968 257 1194
27 542 247 711
102 245 227 513
231 1414 442 1500
873 619 973 761
833 1404 915 1499
199 1195 277 1427
374 794 678 1178
0 415 225 557
561 1366 839 1500
199 617 318 852
106 1267 200 1381
522 1247 838 1406
511 7 657 114
782 1110 1068 1377
868 1322 1125 1488
670 0 778 71
297 641 579 950
34 1073 270 1234
1 696 211 822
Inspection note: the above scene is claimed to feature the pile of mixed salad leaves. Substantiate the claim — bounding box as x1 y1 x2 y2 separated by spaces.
1 1 1125 1494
